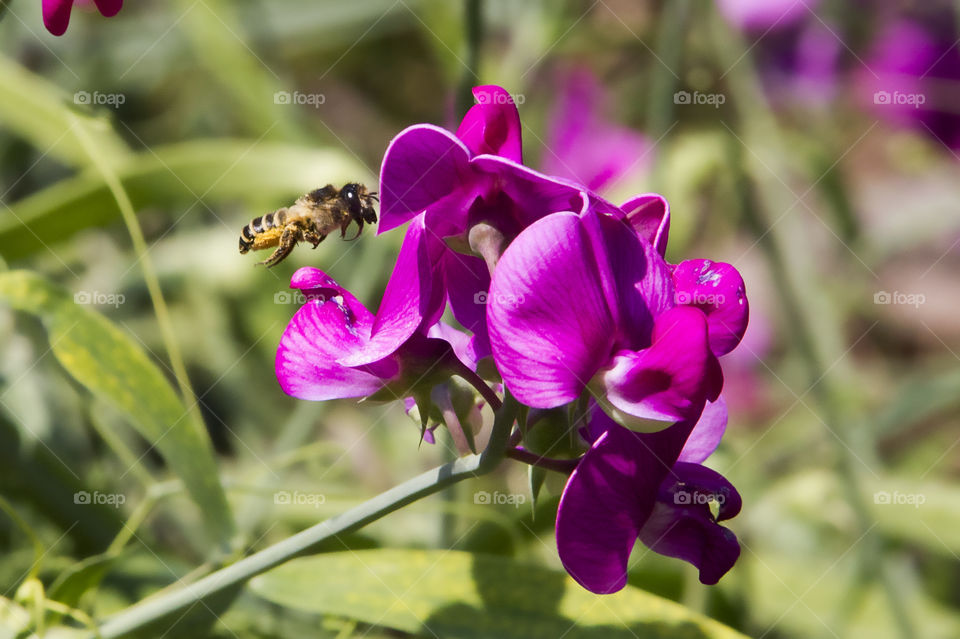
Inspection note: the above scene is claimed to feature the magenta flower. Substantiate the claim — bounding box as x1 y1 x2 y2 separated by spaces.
557 398 740 593
542 68 652 196
379 85 621 357
715 0 816 31
486 202 747 430
275 214 468 402
42 0 122 36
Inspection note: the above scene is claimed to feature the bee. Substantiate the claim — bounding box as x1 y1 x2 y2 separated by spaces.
239 183 379 267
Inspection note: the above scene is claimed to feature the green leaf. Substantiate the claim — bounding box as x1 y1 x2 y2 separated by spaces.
0 140 370 261
249 549 748 639
0 54 128 168
0 271 234 544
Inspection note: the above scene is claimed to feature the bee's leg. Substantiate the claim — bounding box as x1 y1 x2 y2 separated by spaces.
258 226 299 267
343 219 363 241
303 229 326 249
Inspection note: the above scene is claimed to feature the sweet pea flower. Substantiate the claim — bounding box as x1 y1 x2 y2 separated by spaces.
276 214 473 402
557 399 741 593
715 0 817 32
42 0 122 36
487 201 747 431
379 85 621 357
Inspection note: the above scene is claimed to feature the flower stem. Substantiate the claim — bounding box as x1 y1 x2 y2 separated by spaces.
89 393 518 638
505 447 578 474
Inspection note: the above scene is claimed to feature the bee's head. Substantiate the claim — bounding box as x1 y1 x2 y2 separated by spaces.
341 183 379 227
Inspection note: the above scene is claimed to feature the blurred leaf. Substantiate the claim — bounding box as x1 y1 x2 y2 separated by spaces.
0 54 128 168
0 140 370 261
250 549 749 639
47 553 115 610
869 479 960 556
0 270 234 543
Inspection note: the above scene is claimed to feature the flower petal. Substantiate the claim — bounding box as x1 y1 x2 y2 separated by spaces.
488 212 616 407
378 125 474 233
455 86 523 163
596 306 711 429
42 0 73 35
672 260 749 357
556 410 700 593
621 193 670 258
678 395 728 464
92 0 123 17
342 214 445 367
443 250 492 360
639 462 741 585
275 294 388 401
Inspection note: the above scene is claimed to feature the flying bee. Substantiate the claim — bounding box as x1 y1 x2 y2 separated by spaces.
239 183 379 267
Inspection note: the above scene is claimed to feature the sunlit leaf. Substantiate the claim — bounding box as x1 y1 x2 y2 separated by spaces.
250 549 749 639
0 271 234 544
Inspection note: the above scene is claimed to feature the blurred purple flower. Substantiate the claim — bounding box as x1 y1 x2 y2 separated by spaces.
542 69 652 195
557 399 740 593
42 0 122 36
379 85 620 357
716 0 817 32
861 16 960 151
275 214 468 402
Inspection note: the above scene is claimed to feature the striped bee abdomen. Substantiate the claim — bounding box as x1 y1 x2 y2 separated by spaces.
239 209 288 254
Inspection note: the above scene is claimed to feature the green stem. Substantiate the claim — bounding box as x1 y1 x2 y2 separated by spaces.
90 395 518 638
645 0 690 188
456 0 484 118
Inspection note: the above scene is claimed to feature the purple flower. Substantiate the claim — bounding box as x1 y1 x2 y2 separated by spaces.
860 16 960 150
541 69 652 196
379 85 621 357
487 202 747 430
556 399 740 593
716 0 817 32
275 214 468 402
42 0 123 36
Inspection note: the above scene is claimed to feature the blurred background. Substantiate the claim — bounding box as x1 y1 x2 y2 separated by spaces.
1 0 959 637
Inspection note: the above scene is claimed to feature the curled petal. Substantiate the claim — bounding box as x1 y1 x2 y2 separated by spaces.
488 212 616 407
639 462 741 585
672 260 749 357
275 293 387 401
343 214 446 367
443 251 492 360
557 410 700 593
678 396 728 464
42 0 73 35
455 86 523 162
378 125 474 233
621 193 670 258
594 306 711 430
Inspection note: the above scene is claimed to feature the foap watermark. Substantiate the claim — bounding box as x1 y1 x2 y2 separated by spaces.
874 290 925 308
274 290 328 305
476 91 525 105
274 90 325 108
674 90 726 108
74 291 125 308
874 490 925 508
74 490 126 508
74 90 126 108
675 290 725 306
274 490 326 508
473 290 524 308
673 489 725 506
474 490 526 508
873 90 926 109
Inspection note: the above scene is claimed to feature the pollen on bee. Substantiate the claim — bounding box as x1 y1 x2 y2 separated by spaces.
250 226 284 250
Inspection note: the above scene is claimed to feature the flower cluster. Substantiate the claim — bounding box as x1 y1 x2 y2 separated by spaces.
276 85 749 593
